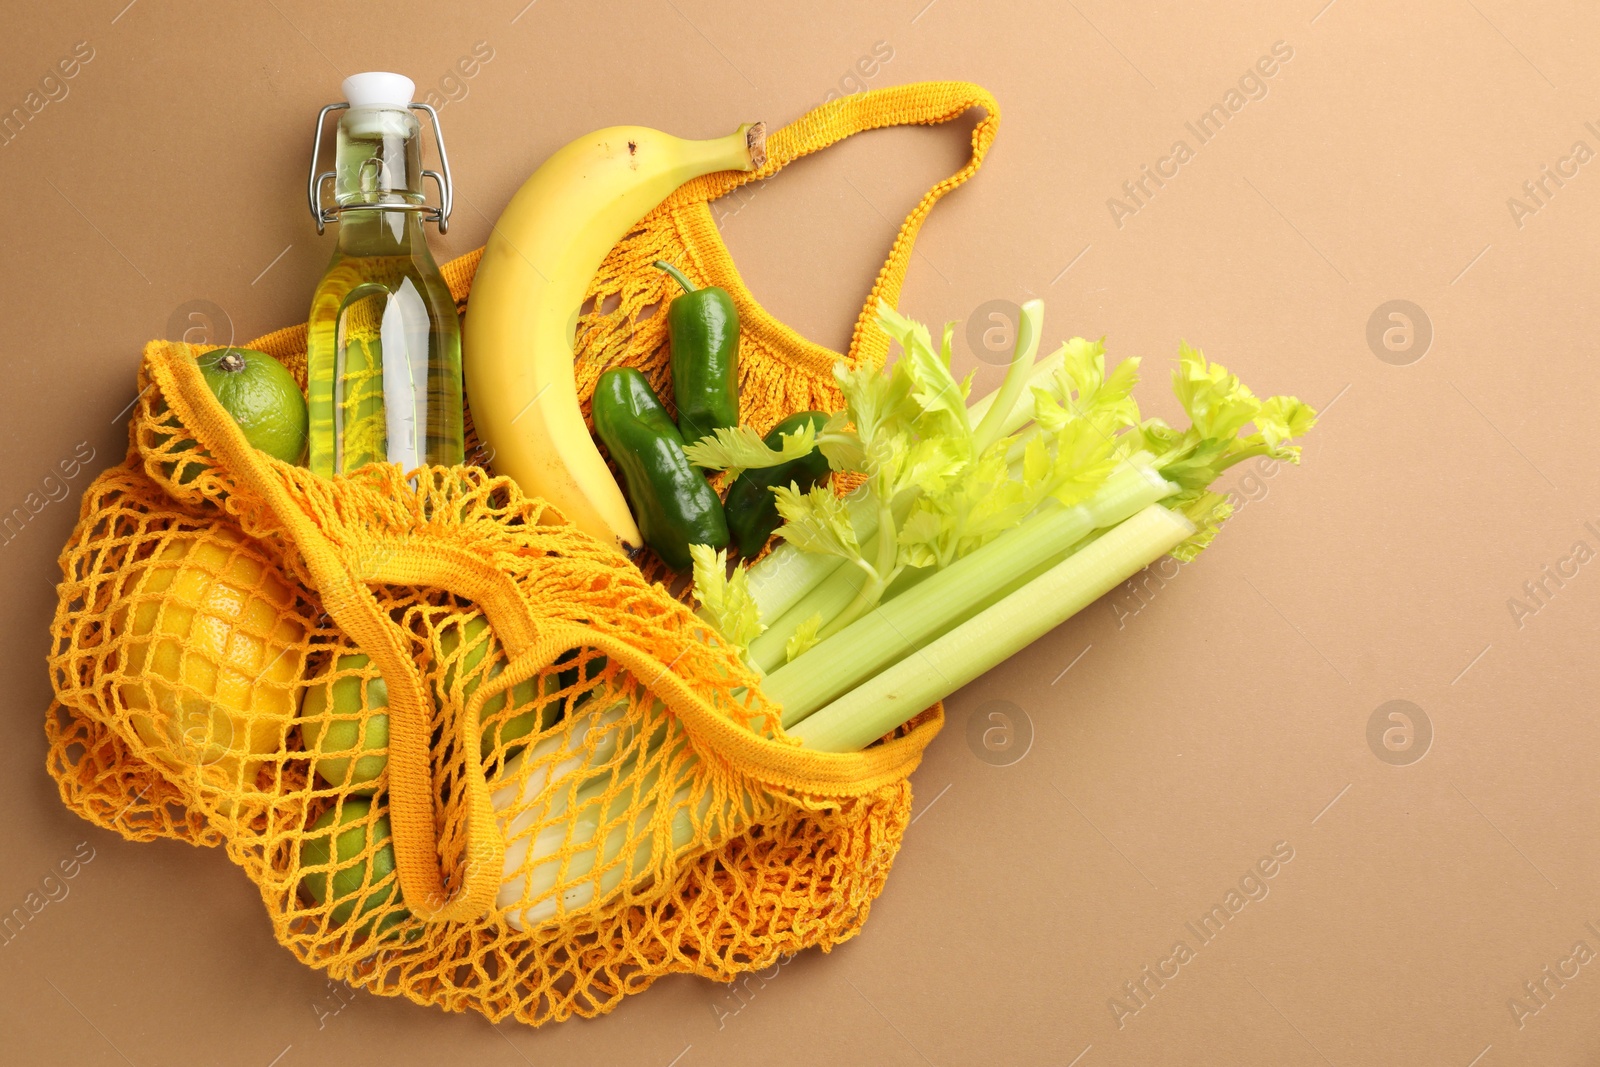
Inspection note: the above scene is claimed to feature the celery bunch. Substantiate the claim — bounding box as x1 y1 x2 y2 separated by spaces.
692 298 1317 739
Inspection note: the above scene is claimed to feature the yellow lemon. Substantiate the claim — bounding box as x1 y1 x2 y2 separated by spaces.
110 526 305 805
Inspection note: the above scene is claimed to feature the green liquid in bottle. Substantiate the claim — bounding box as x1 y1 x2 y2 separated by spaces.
307 100 462 477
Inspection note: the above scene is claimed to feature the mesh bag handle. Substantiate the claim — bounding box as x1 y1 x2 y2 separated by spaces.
678 80 1001 369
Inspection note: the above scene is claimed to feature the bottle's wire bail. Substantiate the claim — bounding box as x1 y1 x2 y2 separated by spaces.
307 101 454 235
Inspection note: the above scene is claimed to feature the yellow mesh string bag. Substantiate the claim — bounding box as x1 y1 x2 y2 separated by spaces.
44 81 999 1026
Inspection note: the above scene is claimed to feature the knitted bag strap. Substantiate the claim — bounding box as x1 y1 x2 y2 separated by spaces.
143 350 512 924
674 81 1001 369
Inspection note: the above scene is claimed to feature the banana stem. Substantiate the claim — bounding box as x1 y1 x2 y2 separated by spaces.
742 122 767 169
689 123 766 175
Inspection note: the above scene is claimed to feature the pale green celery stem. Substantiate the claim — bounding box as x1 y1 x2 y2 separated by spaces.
745 485 921 671
965 341 1062 431
500 757 663 931
877 558 931 603
872 448 1157 605
497 506 1184 927
971 299 1042 455
789 504 1196 753
747 538 874 672
747 481 922 673
739 485 875 636
765 462 1173 725
742 349 1067 626
817 491 900 642
495 648 748 927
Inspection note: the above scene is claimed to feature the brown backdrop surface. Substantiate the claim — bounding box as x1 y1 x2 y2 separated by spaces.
2 1 1596 1064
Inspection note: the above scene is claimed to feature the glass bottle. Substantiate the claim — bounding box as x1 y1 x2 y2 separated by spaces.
306 72 462 478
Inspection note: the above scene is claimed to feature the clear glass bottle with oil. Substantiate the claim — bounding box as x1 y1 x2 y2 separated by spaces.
306 72 462 478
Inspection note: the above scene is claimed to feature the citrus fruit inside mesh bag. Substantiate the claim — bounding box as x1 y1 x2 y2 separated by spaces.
108 525 305 808
297 797 410 937
197 346 308 465
159 348 310 485
299 653 389 795
437 614 574 761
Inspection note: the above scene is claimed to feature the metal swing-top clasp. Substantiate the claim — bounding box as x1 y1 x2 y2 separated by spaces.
306 99 454 235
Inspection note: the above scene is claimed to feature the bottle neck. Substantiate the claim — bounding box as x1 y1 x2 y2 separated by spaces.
334 105 424 206
332 104 436 257
334 207 431 255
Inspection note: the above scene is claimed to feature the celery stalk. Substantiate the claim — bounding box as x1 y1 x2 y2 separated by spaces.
740 487 875 637
966 340 1061 430
746 502 900 673
500 757 664 931
765 462 1173 724
504 783 715 930
502 764 719 930
499 500 1186 927
971 300 1042 454
788 504 1195 753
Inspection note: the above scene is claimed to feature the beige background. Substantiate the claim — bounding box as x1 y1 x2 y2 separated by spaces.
3 0 1596 1064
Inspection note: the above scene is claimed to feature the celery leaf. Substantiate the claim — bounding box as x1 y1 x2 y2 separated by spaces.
684 422 818 479
1148 341 1318 496
784 612 824 663
772 482 861 561
689 544 765 654
875 300 971 439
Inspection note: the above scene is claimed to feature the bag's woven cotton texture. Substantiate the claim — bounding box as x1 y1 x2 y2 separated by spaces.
44 82 997 1026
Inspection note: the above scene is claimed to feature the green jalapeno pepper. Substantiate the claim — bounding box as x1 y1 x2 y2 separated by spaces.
724 410 832 557
591 367 728 570
654 260 740 443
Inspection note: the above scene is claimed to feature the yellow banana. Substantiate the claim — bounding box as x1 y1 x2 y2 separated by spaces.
464 122 767 553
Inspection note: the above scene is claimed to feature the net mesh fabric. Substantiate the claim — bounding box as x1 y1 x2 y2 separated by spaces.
44 80 997 1026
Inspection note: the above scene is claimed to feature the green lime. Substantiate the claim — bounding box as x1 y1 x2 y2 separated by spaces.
300 653 388 794
297 798 409 935
438 616 562 760
198 347 308 465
